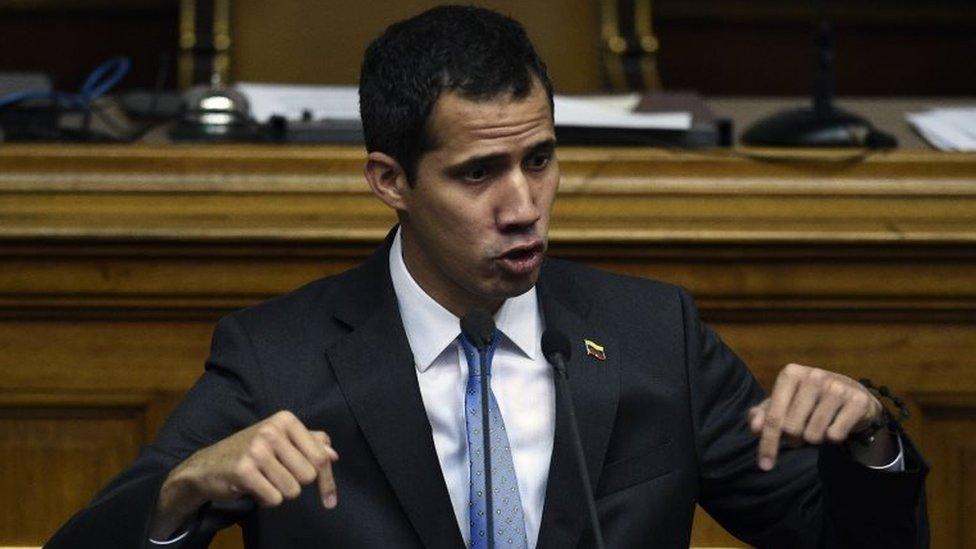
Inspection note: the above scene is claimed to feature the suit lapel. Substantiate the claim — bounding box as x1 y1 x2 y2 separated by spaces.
535 262 621 549
325 235 465 549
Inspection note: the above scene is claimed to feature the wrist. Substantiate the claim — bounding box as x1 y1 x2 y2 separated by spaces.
163 466 207 511
151 464 206 538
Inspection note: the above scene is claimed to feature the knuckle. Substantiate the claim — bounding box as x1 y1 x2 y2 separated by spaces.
234 459 256 479
803 426 824 444
781 420 803 437
807 368 826 383
248 440 271 461
825 379 845 396
825 428 846 443
282 483 302 499
296 467 318 484
258 425 281 442
315 431 332 445
273 410 297 425
308 451 329 469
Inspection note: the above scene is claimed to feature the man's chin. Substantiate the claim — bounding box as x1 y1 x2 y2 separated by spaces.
493 269 541 299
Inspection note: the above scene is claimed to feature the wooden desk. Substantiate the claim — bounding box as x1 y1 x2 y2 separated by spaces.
1 144 974 547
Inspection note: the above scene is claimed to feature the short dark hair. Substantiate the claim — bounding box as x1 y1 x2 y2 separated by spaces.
359 5 553 183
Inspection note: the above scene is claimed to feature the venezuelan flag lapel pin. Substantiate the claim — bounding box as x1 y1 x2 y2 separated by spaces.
583 339 607 361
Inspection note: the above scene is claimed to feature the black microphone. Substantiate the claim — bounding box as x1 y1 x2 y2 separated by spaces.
460 309 496 548
542 330 606 549
460 309 495 349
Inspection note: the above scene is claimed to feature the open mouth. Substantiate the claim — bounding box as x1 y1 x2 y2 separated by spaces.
497 242 544 275
502 247 537 261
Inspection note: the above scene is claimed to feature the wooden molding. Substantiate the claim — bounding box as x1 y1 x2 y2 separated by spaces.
1 145 975 245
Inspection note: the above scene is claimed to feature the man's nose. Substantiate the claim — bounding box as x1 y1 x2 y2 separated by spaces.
496 168 541 231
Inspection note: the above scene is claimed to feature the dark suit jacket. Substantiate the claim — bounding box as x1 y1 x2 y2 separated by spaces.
48 234 928 548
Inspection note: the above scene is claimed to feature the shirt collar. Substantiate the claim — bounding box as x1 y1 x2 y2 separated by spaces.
389 228 541 372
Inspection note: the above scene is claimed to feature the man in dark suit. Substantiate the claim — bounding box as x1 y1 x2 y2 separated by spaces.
48 5 927 548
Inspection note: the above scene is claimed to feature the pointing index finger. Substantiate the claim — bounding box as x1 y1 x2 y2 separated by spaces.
759 365 802 471
311 432 338 509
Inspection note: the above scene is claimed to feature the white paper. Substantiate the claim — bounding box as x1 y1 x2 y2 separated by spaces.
235 82 692 131
554 95 691 130
236 82 360 123
906 107 976 151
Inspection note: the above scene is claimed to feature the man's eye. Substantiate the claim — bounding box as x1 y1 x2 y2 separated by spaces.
465 166 489 181
527 153 550 170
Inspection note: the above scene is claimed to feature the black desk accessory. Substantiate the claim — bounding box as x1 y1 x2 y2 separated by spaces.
741 2 896 149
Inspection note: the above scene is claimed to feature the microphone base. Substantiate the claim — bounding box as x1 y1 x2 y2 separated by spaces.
741 106 896 149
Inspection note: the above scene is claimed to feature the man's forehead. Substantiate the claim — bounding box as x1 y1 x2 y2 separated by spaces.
435 70 548 113
436 91 550 124
425 85 553 150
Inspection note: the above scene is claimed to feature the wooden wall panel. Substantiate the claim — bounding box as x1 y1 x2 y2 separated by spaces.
916 394 976 549
0 394 155 545
0 144 973 547
231 0 602 94
963 449 976 549
0 320 211 391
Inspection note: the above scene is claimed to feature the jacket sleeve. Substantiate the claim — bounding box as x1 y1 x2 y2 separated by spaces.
679 288 929 548
46 314 268 549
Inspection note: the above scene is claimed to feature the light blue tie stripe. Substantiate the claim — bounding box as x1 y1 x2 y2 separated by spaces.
460 331 529 549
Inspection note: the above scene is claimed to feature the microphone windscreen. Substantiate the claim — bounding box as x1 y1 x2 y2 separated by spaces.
541 329 572 363
460 309 496 349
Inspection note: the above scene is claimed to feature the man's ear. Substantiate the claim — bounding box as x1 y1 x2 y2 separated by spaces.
364 151 410 211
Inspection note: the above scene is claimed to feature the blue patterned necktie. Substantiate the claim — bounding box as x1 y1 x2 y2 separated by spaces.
459 331 529 549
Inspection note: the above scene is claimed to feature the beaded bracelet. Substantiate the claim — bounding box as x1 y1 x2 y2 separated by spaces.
851 378 910 445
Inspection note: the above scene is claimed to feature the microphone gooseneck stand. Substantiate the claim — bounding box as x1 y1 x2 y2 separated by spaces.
740 0 896 148
478 340 494 548
542 330 606 549
461 310 496 548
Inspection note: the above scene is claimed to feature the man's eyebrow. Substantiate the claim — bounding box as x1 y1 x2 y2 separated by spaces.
448 138 558 171
449 152 509 171
529 138 557 153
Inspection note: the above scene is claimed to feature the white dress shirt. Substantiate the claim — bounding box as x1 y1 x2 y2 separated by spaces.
389 229 555 549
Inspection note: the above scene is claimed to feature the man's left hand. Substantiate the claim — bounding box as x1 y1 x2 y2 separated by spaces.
748 363 883 471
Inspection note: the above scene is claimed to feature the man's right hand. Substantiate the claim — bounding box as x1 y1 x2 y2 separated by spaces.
149 410 339 539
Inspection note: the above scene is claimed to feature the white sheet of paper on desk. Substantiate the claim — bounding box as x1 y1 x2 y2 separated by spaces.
554 95 691 130
235 83 692 131
235 82 360 122
906 108 976 151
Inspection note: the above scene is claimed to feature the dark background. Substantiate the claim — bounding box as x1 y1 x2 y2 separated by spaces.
0 0 973 96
